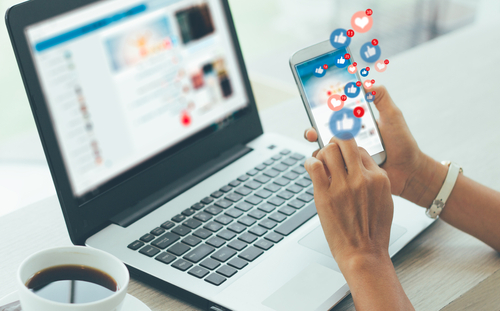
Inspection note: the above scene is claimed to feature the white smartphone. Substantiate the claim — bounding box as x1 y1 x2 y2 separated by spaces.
290 40 387 165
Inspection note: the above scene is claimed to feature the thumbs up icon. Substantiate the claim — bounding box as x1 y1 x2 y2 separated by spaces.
365 46 376 58
334 32 347 44
347 85 357 94
315 67 324 74
336 113 354 131
337 57 346 65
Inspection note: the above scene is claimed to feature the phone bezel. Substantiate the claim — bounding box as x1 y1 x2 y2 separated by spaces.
289 40 387 166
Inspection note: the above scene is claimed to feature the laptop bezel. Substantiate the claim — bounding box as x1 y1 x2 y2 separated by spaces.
6 0 262 245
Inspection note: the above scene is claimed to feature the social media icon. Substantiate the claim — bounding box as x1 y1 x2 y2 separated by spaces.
329 109 362 140
353 106 365 118
327 94 344 111
360 41 381 63
344 82 360 98
334 54 348 69
360 68 369 77
365 93 375 102
375 60 387 72
364 79 373 89
351 11 373 33
348 65 357 74
313 65 327 78
330 28 351 49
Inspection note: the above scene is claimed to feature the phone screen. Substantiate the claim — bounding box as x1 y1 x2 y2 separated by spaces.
295 48 384 156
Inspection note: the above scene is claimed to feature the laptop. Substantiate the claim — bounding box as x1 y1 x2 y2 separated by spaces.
6 0 434 310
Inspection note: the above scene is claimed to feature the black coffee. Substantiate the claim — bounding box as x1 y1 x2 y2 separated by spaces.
25 265 118 304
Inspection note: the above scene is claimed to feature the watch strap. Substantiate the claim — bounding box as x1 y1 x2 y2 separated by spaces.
426 161 462 219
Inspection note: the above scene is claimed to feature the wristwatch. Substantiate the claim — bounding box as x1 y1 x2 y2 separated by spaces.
426 161 463 219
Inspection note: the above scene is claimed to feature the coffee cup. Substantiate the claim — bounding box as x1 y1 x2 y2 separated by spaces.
17 246 129 311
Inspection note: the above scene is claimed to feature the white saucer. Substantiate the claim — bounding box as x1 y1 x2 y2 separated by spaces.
0 291 151 311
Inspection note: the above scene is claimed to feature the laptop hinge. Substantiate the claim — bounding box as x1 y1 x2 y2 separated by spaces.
110 144 252 227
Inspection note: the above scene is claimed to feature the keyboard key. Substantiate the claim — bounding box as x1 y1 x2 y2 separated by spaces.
183 244 215 263
245 181 261 190
235 202 253 212
238 232 258 244
269 212 287 223
245 195 263 205
259 219 277 230
211 247 237 262
182 235 202 247
215 215 233 225
237 174 250 182
139 245 161 257
228 258 248 269
238 216 256 227
282 158 297 166
288 199 305 209
188 266 210 279
217 265 238 278
155 252 176 265
206 206 224 215
268 197 285 206
172 214 186 223
296 179 312 188
225 193 242 202
152 232 180 249
183 218 202 229
227 240 247 251
258 203 276 213
290 153 305 160
205 273 226 286
255 163 266 171
298 193 314 203
211 191 224 198
280 149 291 155
255 189 272 199
306 187 314 195
207 236 226 248
194 212 212 222
214 199 232 209
264 183 281 193
255 239 274 250
283 172 299 180
273 163 288 172
278 206 296 216
172 259 193 271
161 221 175 229
238 246 264 262
265 232 284 243
229 180 241 187
277 190 294 200
200 258 221 270
150 227 165 236
254 175 271 184
193 228 212 239
220 185 232 193
275 203 317 236
248 209 266 220
225 208 243 218
140 234 155 243
247 169 259 176
263 169 280 178
249 226 268 237
235 187 252 196
263 159 274 166
201 197 214 204
182 208 196 216
172 225 191 236
227 223 246 234
274 178 290 187
271 154 282 161
191 202 205 210
287 184 303 193
204 221 223 232
217 230 236 241
128 240 144 250
167 242 190 256
292 166 307 174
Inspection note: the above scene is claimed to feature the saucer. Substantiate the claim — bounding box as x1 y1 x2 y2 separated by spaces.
0 291 151 311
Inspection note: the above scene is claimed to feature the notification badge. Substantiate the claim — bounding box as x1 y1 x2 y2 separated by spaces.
353 106 365 118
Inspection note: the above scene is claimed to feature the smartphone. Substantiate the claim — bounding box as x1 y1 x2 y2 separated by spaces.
290 40 386 165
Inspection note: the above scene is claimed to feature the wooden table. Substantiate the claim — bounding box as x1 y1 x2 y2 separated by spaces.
2 22 500 311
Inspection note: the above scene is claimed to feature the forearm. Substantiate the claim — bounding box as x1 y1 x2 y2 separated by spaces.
402 155 500 252
341 253 414 311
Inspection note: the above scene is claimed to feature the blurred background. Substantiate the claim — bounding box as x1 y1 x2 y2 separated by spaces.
0 0 498 216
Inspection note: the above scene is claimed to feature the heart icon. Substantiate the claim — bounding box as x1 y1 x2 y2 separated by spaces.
355 17 369 29
348 65 356 73
377 63 385 70
375 60 388 72
364 81 372 88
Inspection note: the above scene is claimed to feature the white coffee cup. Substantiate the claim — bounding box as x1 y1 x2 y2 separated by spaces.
17 246 129 311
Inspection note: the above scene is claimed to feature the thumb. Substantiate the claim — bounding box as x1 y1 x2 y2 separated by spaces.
371 86 400 118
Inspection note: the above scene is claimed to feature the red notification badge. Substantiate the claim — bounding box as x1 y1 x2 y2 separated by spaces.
354 106 365 118
341 95 347 101
366 9 373 16
356 81 362 87
344 53 351 60
347 29 355 37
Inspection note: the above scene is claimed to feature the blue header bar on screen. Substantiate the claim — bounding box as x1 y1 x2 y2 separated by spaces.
34 4 147 52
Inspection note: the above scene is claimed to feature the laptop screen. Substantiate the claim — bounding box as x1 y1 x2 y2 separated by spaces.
25 0 249 201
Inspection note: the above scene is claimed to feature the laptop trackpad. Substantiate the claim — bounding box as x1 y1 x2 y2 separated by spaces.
262 263 345 311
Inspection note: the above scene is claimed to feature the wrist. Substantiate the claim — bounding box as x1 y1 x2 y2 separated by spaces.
400 154 448 208
338 250 393 282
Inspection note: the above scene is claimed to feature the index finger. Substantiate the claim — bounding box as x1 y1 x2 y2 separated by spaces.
329 135 363 176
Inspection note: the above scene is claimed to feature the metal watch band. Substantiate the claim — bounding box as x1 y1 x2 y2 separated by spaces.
426 161 463 219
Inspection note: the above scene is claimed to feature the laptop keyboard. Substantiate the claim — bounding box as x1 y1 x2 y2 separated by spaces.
127 149 317 286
